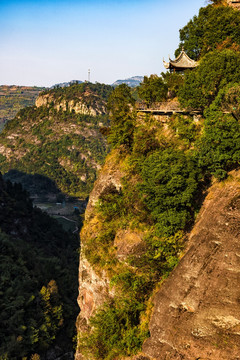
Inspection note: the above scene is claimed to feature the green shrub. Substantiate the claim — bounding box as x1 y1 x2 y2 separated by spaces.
169 114 201 147
79 299 148 360
198 111 240 179
178 50 240 110
139 148 200 235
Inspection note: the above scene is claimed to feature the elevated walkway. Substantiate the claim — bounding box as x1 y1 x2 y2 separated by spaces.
137 108 202 116
136 101 202 116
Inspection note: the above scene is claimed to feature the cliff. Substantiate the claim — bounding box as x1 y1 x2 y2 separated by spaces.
227 0 240 10
142 170 240 359
37 82 113 117
75 79 240 359
76 149 126 347
76 153 240 360
35 93 105 117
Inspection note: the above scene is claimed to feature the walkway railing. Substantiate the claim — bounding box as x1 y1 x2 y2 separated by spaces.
136 101 202 115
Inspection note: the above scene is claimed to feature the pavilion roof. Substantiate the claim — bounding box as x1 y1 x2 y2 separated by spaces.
163 49 198 70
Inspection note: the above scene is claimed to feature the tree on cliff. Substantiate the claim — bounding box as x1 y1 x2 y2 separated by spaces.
197 83 240 180
137 75 168 106
107 84 136 149
178 49 240 110
175 4 240 60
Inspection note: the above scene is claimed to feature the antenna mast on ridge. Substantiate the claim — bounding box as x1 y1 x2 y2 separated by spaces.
88 69 90 82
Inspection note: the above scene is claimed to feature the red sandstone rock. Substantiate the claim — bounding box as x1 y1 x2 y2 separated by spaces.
143 171 240 360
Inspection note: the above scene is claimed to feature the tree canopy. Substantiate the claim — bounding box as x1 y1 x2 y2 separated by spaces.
178 49 240 110
175 5 240 60
107 84 136 149
0 175 79 359
137 75 168 105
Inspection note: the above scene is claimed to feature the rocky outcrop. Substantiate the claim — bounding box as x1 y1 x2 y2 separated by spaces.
114 229 146 261
76 253 114 333
36 94 106 116
75 150 125 359
141 170 240 360
84 149 125 220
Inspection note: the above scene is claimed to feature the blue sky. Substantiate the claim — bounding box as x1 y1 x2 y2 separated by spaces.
0 0 206 87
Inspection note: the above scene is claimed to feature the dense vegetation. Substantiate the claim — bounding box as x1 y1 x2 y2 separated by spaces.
0 86 44 131
137 75 168 105
137 72 184 105
0 174 79 359
178 50 240 110
40 82 113 108
78 3 240 358
175 4 240 59
0 83 112 198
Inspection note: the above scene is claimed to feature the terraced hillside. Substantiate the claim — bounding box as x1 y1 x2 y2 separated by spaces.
0 85 44 131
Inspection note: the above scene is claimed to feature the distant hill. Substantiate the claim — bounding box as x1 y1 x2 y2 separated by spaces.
0 82 113 198
50 79 83 89
112 76 144 87
51 77 144 89
0 85 45 131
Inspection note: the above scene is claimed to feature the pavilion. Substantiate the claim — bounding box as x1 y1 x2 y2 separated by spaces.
163 48 198 73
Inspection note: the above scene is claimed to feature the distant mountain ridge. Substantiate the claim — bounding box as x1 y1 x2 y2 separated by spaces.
51 76 144 89
111 76 144 87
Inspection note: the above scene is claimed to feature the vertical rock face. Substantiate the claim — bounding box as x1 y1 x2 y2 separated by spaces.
35 94 107 116
76 253 113 347
142 171 240 360
75 150 125 359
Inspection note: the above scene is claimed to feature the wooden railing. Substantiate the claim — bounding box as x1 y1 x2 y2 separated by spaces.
136 101 202 115
136 101 181 112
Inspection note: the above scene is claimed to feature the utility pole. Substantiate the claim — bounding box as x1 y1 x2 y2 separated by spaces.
88 69 90 82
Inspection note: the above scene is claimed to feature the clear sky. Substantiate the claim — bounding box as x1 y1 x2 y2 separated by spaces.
0 0 206 87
